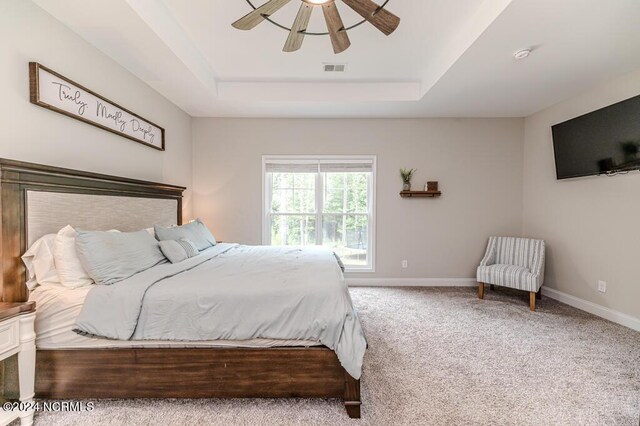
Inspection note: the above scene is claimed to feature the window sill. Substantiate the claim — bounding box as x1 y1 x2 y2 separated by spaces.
344 268 375 274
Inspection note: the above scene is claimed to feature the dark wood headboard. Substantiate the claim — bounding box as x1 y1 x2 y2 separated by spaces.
0 158 185 303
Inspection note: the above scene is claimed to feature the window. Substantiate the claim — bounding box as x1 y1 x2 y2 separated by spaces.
263 156 376 272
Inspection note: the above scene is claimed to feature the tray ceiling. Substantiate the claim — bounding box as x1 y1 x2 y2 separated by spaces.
31 0 640 117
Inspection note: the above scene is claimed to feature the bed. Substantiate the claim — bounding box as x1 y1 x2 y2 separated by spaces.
0 158 364 418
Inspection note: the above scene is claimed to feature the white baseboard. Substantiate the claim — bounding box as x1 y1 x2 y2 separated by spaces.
346 278 477 287
346 278 640 332
542 287 640 332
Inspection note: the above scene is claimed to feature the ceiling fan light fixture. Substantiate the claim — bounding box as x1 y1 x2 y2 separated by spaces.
233 0 400 53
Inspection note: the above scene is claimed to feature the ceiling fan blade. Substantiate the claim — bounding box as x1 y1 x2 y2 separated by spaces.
322 2 351 54
232 0 292 30
283 2 313 52
341 0 400 36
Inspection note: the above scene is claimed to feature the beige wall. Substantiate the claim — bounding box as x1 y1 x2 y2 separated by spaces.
0 0 193 218
1 0 636 322
523 69 640 320
192 118 524 279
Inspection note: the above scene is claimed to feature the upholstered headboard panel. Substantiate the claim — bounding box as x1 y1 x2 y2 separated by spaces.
0 159 185 302
26 191 177 246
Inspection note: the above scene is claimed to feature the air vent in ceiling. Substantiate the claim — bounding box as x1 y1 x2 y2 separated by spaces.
323 63 347 73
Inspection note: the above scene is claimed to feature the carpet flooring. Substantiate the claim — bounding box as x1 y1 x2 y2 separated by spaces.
34 287 640 426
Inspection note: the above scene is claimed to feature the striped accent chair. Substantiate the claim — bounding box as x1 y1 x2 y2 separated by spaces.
476 236 546 311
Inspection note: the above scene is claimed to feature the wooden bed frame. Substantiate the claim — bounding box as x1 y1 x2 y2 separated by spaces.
0 159 361 418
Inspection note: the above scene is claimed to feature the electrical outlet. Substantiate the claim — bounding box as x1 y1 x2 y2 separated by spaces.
598 280 607 293
402 260 408 269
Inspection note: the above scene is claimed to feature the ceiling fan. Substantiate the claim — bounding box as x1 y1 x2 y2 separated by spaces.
232 0 400 54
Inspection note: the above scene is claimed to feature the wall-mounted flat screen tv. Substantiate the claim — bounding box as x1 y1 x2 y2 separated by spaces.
552 94 640 179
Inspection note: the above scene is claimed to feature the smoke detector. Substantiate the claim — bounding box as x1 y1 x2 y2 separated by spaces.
513 48 532 60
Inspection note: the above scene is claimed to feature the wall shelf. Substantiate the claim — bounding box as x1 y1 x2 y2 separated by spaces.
400 190 442 198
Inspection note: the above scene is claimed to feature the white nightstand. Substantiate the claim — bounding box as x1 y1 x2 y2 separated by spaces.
0 302 36 426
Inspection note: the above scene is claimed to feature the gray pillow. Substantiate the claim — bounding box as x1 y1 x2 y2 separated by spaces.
159 239 199 264
75 230 166 285
154 219 216 251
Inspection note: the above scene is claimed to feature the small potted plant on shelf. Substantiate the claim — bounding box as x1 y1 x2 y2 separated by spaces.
400 168 416 191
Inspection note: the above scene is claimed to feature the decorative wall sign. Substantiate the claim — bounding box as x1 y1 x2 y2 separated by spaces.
29 62 165 151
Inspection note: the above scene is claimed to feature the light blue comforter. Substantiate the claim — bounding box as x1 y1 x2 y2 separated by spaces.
74 244 367 379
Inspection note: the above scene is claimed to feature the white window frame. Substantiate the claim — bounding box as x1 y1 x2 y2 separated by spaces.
262 155 376 273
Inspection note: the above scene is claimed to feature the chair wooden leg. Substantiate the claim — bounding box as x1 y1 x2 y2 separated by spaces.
529 292 536 311
490 284 495 291
478 283 484 299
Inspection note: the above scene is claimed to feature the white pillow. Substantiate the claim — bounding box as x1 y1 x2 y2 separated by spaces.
53 225 94 288
21 234 60 290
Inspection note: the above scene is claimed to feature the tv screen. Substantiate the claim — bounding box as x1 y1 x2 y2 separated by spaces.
552 94 640 179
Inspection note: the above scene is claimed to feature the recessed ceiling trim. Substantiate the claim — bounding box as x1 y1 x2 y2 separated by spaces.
418 0 515 97
123 0 218 95
32 0 219 115
218 82 421 102
30 0 640 117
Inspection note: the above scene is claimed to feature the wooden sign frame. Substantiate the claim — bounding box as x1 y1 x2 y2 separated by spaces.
29 62 165 151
